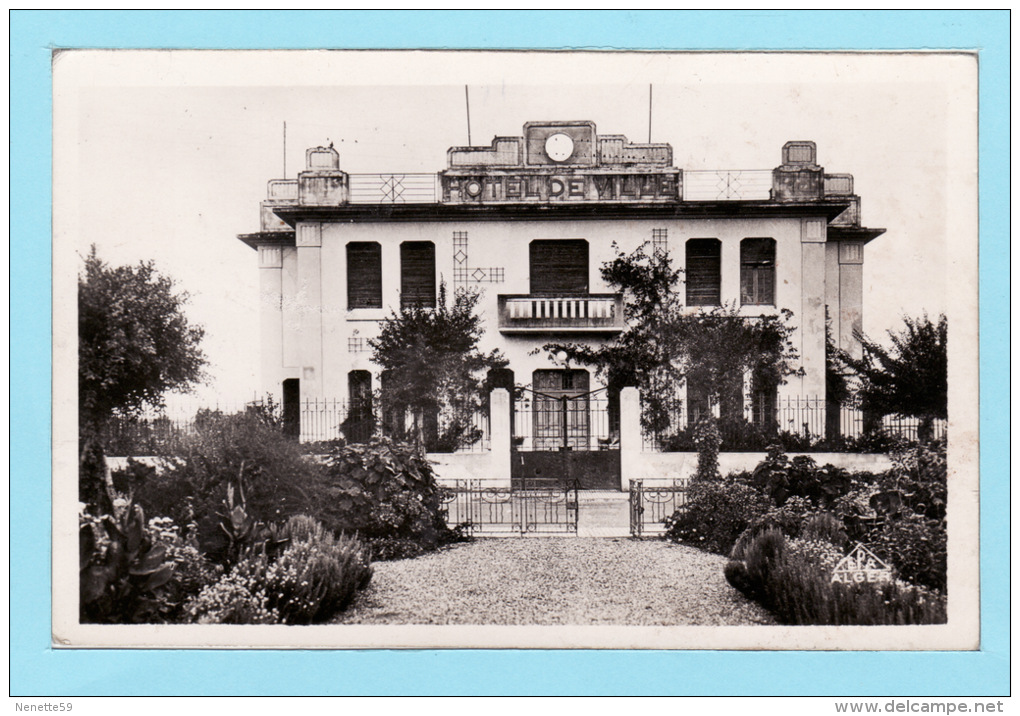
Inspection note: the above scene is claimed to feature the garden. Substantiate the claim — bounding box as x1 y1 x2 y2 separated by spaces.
662 420 948 625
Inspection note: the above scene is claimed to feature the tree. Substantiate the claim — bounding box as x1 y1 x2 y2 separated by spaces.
545 243 799 434
370 283 506 450
79 246 206 512
838 313 947 442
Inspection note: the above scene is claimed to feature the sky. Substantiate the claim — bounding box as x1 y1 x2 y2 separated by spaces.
53 50 976 406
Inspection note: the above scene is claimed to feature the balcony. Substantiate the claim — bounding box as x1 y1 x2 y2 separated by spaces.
497 294 624 334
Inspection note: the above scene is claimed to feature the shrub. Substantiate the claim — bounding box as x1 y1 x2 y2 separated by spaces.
184 556 280 625
664 473 771 555
800 512 849 549
317 437 456 556
725 528 946 625
693 419 721 480
134 410 328 560
882 440 947 521
751 446 856 508
264 523 373 624
147 515 222 622
186 515 372 625
79 500 175 623
867 513 947 593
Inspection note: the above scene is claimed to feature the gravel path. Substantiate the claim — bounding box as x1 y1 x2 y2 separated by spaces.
334 538 775 626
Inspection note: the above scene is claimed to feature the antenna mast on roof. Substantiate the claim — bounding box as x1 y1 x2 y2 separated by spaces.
465 85 472 145
648 85 653 143
283 121 287 179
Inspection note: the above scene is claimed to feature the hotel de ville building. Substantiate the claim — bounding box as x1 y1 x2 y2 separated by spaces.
238 121 885 488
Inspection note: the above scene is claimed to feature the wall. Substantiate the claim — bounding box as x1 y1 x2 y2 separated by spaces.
263 214 824 403
623 450 894 486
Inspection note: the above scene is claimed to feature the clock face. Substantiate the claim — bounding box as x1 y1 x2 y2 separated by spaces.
544 132 575 162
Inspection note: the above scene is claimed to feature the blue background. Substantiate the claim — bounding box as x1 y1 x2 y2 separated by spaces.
11 10 1009 696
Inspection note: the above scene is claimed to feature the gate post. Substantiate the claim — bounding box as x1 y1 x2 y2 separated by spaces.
619 386 642 491
489 388 511 487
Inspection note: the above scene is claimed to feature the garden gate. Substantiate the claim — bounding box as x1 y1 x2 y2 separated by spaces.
441 479 579 535
628 478 690 536
511 379 621 490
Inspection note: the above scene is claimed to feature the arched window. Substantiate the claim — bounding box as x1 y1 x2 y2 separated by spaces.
344 371 374 443
685 238 721 306
740 238 776 306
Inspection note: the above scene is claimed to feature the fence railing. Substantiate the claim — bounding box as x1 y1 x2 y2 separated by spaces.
440 478 579 535
681 169 773 201
102 397 491 455
348 173 440 204
641 395 947 453
629 478 690 537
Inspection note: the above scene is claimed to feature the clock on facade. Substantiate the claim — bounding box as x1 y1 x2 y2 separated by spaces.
544 132 575 162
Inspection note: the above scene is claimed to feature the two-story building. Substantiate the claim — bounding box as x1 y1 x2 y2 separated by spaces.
238 120 885 485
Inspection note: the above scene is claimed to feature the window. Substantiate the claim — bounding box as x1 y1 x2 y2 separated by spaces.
529 240 588 295
347 242 382 309
400 241 436 308
741 238 776 306
685 239 721 306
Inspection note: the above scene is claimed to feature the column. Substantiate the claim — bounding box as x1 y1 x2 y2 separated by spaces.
489 388 511 486
619 386 642 491
257 244 283 397
800 218 827 409
838 241 865 360
296 222 324 398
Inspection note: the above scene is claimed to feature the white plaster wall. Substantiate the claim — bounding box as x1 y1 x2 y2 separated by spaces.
271 214 826 401
627 451 894 484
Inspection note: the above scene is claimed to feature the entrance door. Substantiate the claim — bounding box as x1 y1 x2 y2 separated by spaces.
512 370 621 490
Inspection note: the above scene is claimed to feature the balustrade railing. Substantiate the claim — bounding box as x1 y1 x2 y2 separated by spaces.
681 169 773 201
348 173 439 204
498 294 624 332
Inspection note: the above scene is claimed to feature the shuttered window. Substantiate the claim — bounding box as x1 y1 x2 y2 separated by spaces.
400 241 436 309
741 238 776 306
347 242 382 309
685 239 721 306
529 240 589 295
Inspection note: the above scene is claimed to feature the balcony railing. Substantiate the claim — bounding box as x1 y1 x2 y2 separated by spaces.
348 173 440 204
497 294 624 333
681 169 773 201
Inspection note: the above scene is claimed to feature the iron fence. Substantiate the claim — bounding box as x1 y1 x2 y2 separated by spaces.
629 478 690 537
641 395 947 453
440 478 579 535
103 397 491 456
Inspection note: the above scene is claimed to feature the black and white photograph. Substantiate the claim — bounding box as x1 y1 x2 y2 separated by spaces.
53 50 979 649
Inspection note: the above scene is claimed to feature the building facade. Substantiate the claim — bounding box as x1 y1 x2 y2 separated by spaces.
239 121 885 468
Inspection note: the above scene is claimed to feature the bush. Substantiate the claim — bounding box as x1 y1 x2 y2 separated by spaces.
882 440 947 521
147 515 222 622
725 528 946 625
186 515 372 625
79 500 175 624
664 473 771 555
867 513 947 593
317 437 456 556
133 410 328 561
751 446 856 508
